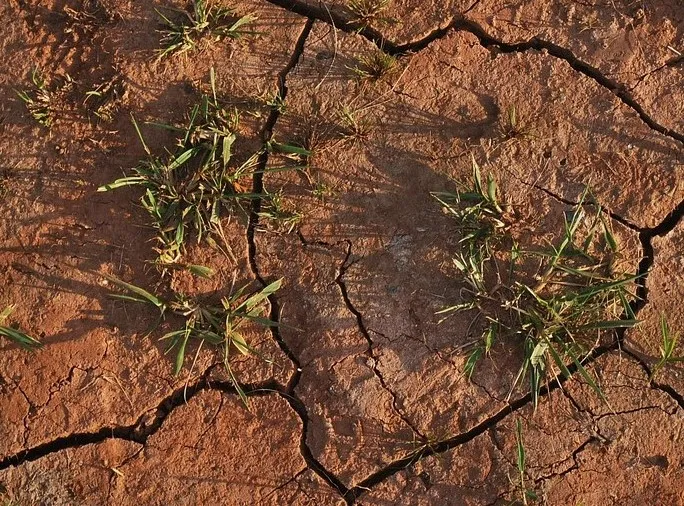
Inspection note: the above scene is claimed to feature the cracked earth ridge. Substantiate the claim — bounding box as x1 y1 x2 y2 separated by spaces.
1 0 682 503
335 240 428 440
264 0 684 145
337 190 684 502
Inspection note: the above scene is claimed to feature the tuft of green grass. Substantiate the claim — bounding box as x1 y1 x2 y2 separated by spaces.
351 50 398 81
311 179 336 202
435 160 639 408
98 72 261 266
258 190 302 233
347 0 391 25
649 315 683 382
98 71 305 266
0 305 41 350
498 104 536 143
16 69 53 128
337 105 371 143
432 156 506 260
106 273 281 403
157 0 256 59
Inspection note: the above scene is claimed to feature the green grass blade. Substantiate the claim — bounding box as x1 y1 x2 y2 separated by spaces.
236 278 282 312
0 326 41 349
97 176 147 192
131 115 151 155
173 328 191 375
572 319 639 331
187 264 214 278
515 419 525 473
104 275 166 312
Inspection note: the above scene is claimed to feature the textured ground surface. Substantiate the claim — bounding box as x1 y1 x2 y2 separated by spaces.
0 0 682 504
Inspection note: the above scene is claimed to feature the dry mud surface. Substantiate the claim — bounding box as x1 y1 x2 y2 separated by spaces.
0 0 682 505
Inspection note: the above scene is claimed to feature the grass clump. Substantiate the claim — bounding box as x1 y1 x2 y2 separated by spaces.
16 69 54 128
650 315 683 382
351 50 398 81
98 72 260 266
0 305 41 350
347 0 391 25
434 158 638 408
84 75 125 123
98 71 304 266
337 105 371 143
106 273 281 402
157 0 256 59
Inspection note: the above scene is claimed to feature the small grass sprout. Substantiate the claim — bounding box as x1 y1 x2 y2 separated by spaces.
106 273 282 403
436 165 639 408
650 315 683 382
499 104 536 143
512 419 537 505
157 0 257 59
84 75 125 122
258 190 302 233
311 179 336 202
351 49 398 81
0 305 41 350
347 0 391 25
16 69 53 127
337 105 371 143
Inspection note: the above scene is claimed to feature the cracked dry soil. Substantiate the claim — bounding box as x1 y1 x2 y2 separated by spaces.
0 0 682 505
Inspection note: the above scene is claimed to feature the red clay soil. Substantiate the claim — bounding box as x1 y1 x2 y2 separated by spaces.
0 0 682 505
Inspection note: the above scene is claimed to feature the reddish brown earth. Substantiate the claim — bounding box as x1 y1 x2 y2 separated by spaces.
0 0 682 505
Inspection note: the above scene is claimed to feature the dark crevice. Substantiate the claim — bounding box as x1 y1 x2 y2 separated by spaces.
274 387 352 500
245 19 314 394
264 0 397 52
264 1 683 144
241 19 350 501
642 198 684 237
635 198 684 308
621 347 684 412
0 366 273 471
533 436 598 484
334 240 428 441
